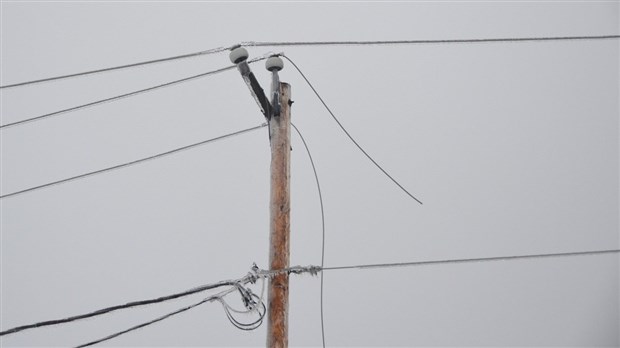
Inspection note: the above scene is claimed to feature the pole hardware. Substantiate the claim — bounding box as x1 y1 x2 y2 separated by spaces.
229 46 272 120
230 47 285 121
266 55 284 118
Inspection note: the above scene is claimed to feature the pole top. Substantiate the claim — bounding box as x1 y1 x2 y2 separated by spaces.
266 56 284 72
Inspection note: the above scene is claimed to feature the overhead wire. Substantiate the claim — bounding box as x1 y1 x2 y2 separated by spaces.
218 292 267 332
74 287 239 348
0 123 267 199
262 249 620 277
0 274 254 337
291 123 326 348
243 35 620 48
75 280 266 347
0 46 231 89
4 35 617 90
283 54 423 205
0 54 275 129
219 275 266 315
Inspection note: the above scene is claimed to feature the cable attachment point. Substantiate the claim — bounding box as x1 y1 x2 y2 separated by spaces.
236 284 258 311
287 265 321 276
247 263 260 284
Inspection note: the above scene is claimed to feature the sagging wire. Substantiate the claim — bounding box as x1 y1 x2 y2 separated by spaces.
291 123 327 348
217 268 268 331
281 54 423 205
219 289 267 331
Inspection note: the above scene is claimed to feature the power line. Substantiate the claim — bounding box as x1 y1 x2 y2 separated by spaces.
0 274 252 337
0 124 267 199
4 34 617 90
74 288 238 348
264 249 620 276
322 248 620 271
75 281 266 347
244 35 620 48
291 123 326 348
0 54 274 129
1 66 228 129
217 276 267 331
283 55 423 205
0 46 232 89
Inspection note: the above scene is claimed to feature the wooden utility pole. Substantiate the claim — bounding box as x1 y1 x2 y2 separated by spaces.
229 47 290 347
267 82 291 348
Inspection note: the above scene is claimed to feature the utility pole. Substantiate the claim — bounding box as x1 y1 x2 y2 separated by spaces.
267 81 291 348
229 47 290 347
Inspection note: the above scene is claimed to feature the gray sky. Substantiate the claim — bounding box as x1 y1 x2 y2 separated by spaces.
1 1 619 347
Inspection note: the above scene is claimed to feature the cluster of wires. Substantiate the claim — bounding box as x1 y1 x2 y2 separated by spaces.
1 266 268 347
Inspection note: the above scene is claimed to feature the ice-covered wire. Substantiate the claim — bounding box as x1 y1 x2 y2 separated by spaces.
216 269 267 331
283 55 423 205
218 292 267 331
74 287 239 348
243 35 620 48
4 35 617 89
0 54 275 130
260 249 620 277
0 46 232 89
291 123 326 348
220 275 266 314
0 124 267 200
0 275 252 337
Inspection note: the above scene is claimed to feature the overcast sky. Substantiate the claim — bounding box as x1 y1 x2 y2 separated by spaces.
1 1 619 347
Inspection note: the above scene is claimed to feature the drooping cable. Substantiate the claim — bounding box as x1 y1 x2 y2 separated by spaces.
291 123 326 348
283 55 423 205
0 275 252 337
243 35 620 48
0 46 231 89
218 292 267 331
219 275 266 315
0 55 274 129
0 124 267 200
261 249 620 277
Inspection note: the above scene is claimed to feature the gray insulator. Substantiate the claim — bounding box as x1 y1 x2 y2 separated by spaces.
229 47 249 64
265 56 284 71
